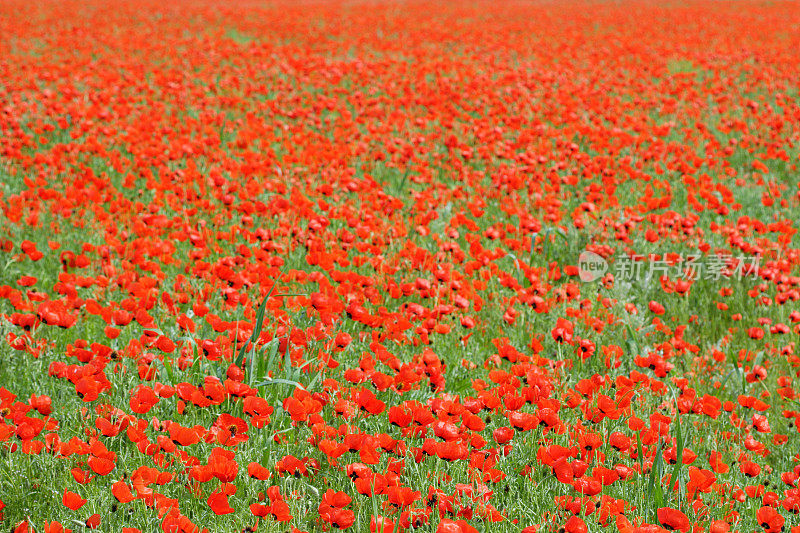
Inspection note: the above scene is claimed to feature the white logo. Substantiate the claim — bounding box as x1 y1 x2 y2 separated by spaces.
578 251 608 282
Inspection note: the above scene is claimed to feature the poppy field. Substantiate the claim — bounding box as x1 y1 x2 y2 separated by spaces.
3 0 800 531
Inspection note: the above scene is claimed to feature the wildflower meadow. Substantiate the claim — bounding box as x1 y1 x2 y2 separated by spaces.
1 1 800 532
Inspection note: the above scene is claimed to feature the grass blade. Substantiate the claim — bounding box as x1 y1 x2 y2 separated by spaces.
668 407 685 505
255 377 306 390
235 274 281 369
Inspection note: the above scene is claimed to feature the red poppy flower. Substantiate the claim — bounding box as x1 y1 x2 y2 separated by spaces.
563 516 587 533
657 507 690 532
756 506 785 532
436 519 479 533
85 514 101 529
207 486 236 515
112 480 135 503
551 318 574 344
62 490 87 511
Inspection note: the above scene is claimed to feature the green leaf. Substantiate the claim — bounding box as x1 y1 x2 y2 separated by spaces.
637 432 644 474
528 233 538 268
284 336 292 376
158 356 175 384
255 377 306 390
625 322 640 355
235 275 281 369
668 408 686 505
647 439 665 515
253 337 280 387
247 341 258 386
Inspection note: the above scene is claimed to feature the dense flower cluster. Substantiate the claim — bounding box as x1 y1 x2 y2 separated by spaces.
1 0 800 532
